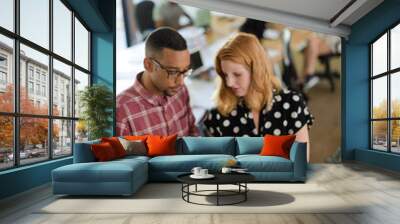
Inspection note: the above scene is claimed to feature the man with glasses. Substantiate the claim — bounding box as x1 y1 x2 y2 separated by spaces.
117 27 199 136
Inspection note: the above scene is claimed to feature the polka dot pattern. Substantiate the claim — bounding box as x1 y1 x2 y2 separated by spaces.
248 112 253 119
283 102 290 110
223 120 230 127
231 110 237 116
274 112 282 119
273 129 281 135
203 90 314 137
265 121 272 129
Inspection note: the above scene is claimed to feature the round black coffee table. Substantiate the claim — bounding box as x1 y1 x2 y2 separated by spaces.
177 173 255 206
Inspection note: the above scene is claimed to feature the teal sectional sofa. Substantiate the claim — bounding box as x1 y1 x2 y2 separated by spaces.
52 137 307 196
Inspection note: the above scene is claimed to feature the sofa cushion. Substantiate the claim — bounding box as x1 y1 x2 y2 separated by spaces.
147 135 177 157
179 137 235 155
101 137 127 158
236 137 263 155
53 159 147 183
148 154 235 172
73 139 100 163
118 138 147 156
115 155 150 163
260 134 296 159
124 135 148 142
236 155 293 172
91 142 118 161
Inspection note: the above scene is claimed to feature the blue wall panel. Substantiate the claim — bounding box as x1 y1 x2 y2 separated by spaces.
343 0 400 171
342 44 369 160
0 158 72 199
92 32 115 136
355 149 400 172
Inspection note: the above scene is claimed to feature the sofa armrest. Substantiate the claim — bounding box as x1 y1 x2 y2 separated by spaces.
289 142 307 181
73 140 100 163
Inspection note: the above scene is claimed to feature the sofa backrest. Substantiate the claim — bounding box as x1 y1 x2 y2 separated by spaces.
235 137 263 155
73 136 267 162
73 139 100 163
177 137 236 155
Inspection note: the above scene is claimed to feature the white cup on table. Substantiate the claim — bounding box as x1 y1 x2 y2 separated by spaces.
191 167 202 176
200 168 208 176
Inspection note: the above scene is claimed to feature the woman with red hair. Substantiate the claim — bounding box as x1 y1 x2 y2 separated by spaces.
203 33 314 160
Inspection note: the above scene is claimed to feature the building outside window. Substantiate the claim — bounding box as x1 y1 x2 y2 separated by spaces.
42 85 46 97
28 66 34 79
0 54 7 89
35 70 40 81
35 83 40 95
0 54 7 67
0 71 7 92
41 73 46 83
28 81 34 94
0 71 6 84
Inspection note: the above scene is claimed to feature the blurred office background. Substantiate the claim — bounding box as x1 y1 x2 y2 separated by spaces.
115 0 342 163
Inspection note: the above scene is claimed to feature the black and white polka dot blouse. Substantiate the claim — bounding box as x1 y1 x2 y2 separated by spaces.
203 89 314 137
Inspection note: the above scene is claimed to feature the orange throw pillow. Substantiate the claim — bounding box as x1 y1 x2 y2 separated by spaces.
124 135 148 141
260 134 296 159
91 142 117 161
101 137 126 158
146 134 177 157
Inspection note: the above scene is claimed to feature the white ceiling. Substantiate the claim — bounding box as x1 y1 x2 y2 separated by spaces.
227 0 352 23
173 0 384 38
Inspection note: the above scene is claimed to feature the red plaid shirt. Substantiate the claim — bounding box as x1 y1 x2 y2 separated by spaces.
116 73 199 136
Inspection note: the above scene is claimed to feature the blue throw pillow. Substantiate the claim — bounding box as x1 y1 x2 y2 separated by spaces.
236 137 263 155
180 137 235 155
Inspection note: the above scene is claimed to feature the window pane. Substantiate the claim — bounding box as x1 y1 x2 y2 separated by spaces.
391 120 400 153
372 33 387 76
372 77 387 119
0 0 14 31
53 119 72 158
53 0 72 60
391 24 400 70
75 120 88 143
372 121 388 151
53 59 72 117
391 72 400 118
75 18 89 70
74 69 89 118
0 35 14 112
20 117 49 165
0 116 13 170
20 0 49 49
20 44 49 115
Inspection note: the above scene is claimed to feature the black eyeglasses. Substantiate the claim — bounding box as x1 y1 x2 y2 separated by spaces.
150 58 193 80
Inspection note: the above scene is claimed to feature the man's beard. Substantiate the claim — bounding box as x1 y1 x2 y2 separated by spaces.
164 89 176 96
164 86 180 96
